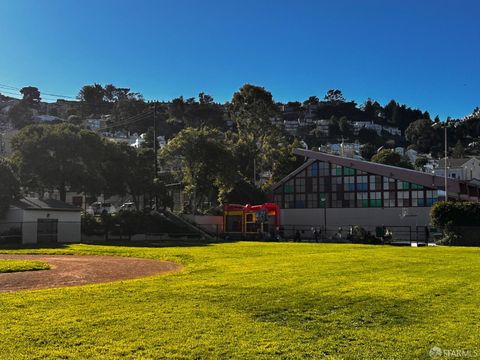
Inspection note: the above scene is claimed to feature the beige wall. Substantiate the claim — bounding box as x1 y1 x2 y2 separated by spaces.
281 207 431 228
22 210 81 244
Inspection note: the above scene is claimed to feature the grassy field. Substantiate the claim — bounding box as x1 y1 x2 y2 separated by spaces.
0 259 50 273
0 241 479 359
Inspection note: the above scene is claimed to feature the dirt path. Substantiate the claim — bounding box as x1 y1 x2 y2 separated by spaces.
0 254 182 292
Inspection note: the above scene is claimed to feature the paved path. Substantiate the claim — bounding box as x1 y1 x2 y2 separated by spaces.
0 254 182 292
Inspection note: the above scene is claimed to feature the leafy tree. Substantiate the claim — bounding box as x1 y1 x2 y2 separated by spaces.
303 96 319 106
140 127 159 149
324 89 345 103
167 93 225 130
161 127 236 213
0 159 19 218
110 97 150 133
8 102 33 129
371 149 413 169
78 83 106 116
11 123 105 201
338 116 353 138
228 84 286 185
415 156 428 170
20 86 41 104
360 143 377 161
405 119 437 153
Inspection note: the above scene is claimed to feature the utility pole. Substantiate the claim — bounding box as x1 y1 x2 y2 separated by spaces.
444 125 448 201
153 103 158 209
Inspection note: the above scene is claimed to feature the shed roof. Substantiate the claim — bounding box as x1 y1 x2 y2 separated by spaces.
10 198 81 212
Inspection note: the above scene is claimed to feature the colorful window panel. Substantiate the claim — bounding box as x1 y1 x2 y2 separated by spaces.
383 191 396 207
284 194 294 208
426 190 437 206
318 161 330 176
357 176 368 191
284 179 294 193
343 192 355 207
343 167 355 175
369 175 382 191
383 177 396 190
308 162 318 177
397 191 410 207
357 192 368 207
369 192 382 207
344 176 355 191
295 177 305 192
295 193 306 208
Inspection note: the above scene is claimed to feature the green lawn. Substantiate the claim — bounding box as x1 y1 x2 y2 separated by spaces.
0 259 50 273
0 242 479 359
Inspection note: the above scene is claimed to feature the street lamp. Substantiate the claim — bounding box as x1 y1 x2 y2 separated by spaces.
432 121 452 201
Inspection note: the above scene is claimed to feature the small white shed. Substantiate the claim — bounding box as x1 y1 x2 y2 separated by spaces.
1 198 81 244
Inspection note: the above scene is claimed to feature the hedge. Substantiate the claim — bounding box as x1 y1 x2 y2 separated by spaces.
430 202 480 246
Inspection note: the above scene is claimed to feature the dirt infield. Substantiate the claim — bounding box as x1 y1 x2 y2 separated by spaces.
0 254 182 292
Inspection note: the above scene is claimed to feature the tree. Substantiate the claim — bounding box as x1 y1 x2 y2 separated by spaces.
360 143 377 161
0 159 19 218
161 127 235 213
20 86 41 104
371 149 413 169
166 93 225 130
228 84 285 185
405 119 437 153
415 156 428 170
11 123 105 201
110 97 150 133
338 116 353 138
452 140 465 159
8 102 33 129
140 127 159 149
78 83 106 116
324 89 345 103
303 96 320 106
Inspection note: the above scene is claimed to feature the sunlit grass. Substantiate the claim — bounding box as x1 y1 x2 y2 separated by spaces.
0 259 50 273
0 242 479 359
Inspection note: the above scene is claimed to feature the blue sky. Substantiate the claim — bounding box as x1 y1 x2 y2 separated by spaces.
0 0 478 119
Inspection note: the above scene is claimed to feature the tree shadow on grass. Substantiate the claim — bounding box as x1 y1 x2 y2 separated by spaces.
81 238 240 248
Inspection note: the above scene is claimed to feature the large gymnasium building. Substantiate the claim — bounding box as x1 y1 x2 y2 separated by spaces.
270 148 480 229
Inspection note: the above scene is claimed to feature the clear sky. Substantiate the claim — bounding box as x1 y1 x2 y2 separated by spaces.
0 0 478 119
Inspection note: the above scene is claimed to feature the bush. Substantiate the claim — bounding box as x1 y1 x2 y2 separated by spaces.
431 202 480 246
348 226 382 245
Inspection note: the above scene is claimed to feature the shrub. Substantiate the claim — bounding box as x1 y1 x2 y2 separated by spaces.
431 202 480 246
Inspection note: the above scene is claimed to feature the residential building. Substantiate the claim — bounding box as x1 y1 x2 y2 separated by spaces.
433 157 480 181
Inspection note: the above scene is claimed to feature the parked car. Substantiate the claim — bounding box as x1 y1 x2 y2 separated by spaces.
90 202 116 215
119 202 136 212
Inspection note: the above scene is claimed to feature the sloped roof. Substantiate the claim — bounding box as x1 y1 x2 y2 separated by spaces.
436 158 476 169
271 149 462 194
10 198 81 212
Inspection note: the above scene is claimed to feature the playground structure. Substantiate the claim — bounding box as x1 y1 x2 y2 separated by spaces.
223 203 281 239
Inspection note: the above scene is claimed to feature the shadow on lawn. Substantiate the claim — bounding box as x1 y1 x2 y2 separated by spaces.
82 238 240 248
0 237 240 250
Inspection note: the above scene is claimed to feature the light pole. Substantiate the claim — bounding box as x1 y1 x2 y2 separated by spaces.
432 121 450 201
